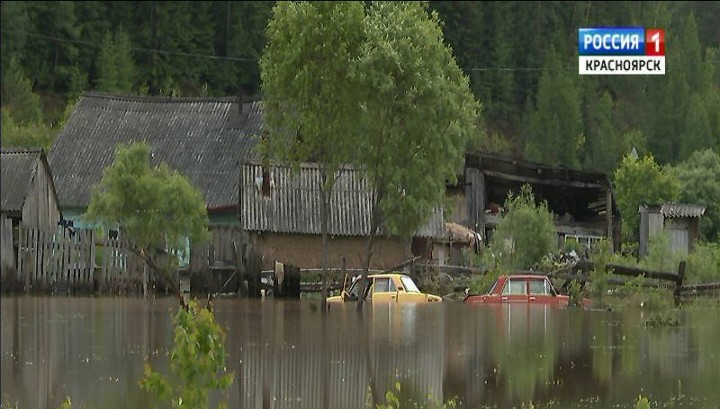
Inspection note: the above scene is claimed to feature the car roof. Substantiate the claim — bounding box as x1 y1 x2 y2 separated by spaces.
368 273 405 278
499 274 549 280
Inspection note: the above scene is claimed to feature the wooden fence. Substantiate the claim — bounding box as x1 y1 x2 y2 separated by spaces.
3 224 261 295
7 226 144 294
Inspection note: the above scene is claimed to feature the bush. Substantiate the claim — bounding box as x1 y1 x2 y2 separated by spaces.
684 242 720 284
485 184 556 271
140 299 234 409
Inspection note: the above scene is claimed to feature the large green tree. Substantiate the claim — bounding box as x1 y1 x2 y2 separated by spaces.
355 1 480 309
522 46 583 169
260 1 365 300
84 142 209 295
613 154 680 240
667 149 720 242
1 57 43 125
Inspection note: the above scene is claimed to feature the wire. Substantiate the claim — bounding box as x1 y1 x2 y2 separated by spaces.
1 29 256 62
1 29 572 71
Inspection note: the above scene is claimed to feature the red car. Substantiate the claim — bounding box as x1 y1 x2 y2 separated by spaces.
464 274 583 306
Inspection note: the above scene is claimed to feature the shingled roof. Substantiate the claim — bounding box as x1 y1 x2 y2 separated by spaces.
1 148 57 215
240 162 444 238
48 92 262 210
660 203 706 218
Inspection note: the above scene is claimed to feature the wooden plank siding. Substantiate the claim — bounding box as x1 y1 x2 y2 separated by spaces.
10 225 146 294
1 216 17 284
240 162 445 238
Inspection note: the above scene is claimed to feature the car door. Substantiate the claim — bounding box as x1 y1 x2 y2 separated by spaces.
371 277 397 303
500 277 529 303
395 275 426 303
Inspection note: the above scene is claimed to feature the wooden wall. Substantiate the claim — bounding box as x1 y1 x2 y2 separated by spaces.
21 158 61 230
1 216 16 282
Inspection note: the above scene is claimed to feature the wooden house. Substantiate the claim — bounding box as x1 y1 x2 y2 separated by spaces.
48 92 262 274
239 161 445 270
1 148 62 278
639 203 706 257
451 152 619 252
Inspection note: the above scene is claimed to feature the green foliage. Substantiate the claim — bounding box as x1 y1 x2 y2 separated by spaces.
468 269 501 296
684 242 720 284
356 1 480 240
640 234 679 273
374 381 459 409
96 28 136 93
566 279 585 308
582 90 626 173
1 57 42 124
613 154 680 240
667 149 720 241
260 1 364 169
1 109 56 151
1 1 719 171
587 239 614 306
140 299 234 409
522 46 582 169
84 142 209 272
635 394 651 409
58 397 72 409
486 184 556 271
644 312 680 328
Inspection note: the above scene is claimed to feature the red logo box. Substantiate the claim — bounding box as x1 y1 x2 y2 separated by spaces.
646 29 665 56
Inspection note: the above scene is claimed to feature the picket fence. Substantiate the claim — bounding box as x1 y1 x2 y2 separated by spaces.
13 226 144 293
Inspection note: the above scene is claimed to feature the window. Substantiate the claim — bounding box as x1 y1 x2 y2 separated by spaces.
529 279 549 295
502 279 526 295
374 277 391 293
400 276 420 293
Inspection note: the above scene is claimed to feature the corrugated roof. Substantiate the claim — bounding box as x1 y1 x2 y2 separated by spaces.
1 148 45 213
240 162 444 238
48 91 261 209
660 203 706 218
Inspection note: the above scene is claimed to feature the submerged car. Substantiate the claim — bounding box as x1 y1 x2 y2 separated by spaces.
464 274 586 306
326 273 442 304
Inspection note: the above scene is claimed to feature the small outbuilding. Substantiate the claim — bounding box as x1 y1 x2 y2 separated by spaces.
1 148 62 277
639 203 706 257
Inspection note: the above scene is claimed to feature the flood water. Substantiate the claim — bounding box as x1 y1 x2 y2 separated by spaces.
1 296 719 409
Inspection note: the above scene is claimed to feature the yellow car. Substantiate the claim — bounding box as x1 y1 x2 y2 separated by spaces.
326 273 442 304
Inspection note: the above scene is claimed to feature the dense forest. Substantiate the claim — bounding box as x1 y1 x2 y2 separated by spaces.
1 1 719 172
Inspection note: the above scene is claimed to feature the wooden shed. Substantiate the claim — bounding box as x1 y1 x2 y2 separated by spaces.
453 152 619 251
1 148 62 278
639 203 706 257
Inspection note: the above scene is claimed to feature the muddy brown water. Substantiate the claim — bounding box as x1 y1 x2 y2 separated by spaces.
1 296 719 409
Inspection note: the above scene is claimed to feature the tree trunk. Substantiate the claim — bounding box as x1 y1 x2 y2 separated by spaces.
356 190 382 313
320 170 330 310
143 259 148 300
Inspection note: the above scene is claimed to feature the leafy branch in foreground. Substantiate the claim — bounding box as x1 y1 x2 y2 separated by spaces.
140 299 234 409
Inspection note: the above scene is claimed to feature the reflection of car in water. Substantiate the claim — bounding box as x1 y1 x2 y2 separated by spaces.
464 274 589 306
326 273 442 304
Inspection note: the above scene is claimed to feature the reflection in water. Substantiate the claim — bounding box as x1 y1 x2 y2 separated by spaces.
1 297 719 408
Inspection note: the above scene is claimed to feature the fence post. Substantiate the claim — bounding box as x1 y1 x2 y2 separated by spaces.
674 261 686 297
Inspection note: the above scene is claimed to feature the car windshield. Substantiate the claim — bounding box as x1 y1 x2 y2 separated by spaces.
400 276 420 293
486 280 498 294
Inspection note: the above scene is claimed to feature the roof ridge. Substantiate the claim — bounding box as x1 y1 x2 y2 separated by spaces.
1 147 45 154
82 91 239 103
